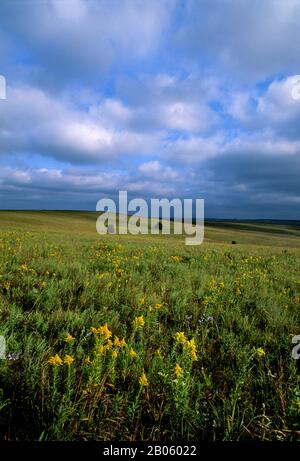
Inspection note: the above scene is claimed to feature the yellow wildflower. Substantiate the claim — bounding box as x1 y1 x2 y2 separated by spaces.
139 373 149 387
186 338 198 361
119 337 127 348
99 345 105 354
63 354 75 365
114 336 121 347
139 297 145 305
48 354 63 366
114 336 127 348
98 324 112 339
85 356 92 365
65 333 75 343
133 316 145 329
106 339 113 349
111 350 118 359
20 264 29 271
129 347 138 359
174 363 183 378
3 281 10 290
256 347 266 358
175 331 187 344
155 348 162 358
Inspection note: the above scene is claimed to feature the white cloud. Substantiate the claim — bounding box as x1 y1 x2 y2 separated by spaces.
257 76 300 123
175 0 300 81
161 101 214 132
138 160 178 179
0 85 162 163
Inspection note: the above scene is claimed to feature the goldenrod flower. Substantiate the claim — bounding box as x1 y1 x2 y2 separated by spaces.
106 339 113 349
20 264 29 271
186 338 198 361
63 354 75 365
175 331 187 344
155 348 162 358
91 324 113 338
99 340 112 354
256 347 266 358
139 373 149 387
99 345 105 354
98 324 112 339
114 336 121 347
174 363 183 378
190 350 198 361
133 316 145 329
65 333 75 343
48 354 63 366
119 337 127 348
114 336 127 348
171 255 182 262
129 347 137 359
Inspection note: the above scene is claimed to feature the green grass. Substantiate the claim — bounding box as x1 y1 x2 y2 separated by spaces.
0 211 299 441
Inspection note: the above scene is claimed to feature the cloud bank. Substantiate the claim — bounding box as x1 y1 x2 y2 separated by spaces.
0 0 300 218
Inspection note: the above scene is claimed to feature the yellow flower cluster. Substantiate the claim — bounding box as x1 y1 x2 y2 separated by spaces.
63 354 75 365
99 339 113 354
155 348 162 358
186 338 198 361
133 316 145 329
139 373 149 387
174 332 198 361
90 323 112 339
90 326 128 357
148 302 166 312
48 354 63 366
170 255 182 262
48 354 75 366
65 333 75 343
256 347 266 358
174 363 183 378
129 347 138 359
114 336 126 348
174 331 187 344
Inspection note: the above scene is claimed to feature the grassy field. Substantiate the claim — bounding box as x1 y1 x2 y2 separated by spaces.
0 210 299 441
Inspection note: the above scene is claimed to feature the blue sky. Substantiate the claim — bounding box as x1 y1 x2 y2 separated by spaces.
1 0 300 218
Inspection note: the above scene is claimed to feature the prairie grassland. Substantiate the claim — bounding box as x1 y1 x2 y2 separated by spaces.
0 211 299 440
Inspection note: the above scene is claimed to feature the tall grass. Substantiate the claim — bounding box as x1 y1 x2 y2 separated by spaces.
0 228 299 440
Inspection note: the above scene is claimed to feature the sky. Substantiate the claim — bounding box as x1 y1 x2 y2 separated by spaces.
0 0 300 219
